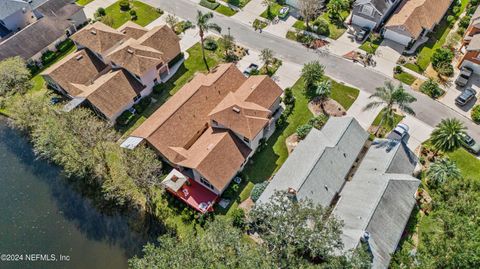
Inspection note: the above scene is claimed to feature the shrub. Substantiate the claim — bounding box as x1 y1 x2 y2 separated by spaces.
199 0 220 10
447 15 456 26
116 110 135 126
96 7 106 17
308 114 329 129
457 26 466 36
432 48 453 69
119 0 130 11
130 9 137 20
436 62 454 77
156 8 164 15
204 38 218 51
453 6 461 17
55 38 74 53
133 96 151 113
101 14 114 27
153 83 165 94
283 87 295 105
250 182 268 202
394 65 403 74
459 15 472 28
420 79 444 99
313 18 329 36
41 50 56 65
472 105 480 123
296 124 313 139
230 208 245 229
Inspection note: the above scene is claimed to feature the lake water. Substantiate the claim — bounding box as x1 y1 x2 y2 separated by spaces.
0 119 148 269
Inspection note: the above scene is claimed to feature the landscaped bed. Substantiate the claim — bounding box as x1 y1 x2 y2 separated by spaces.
370 108 404 138
200 0 237 17
359 35 383 54
76 0 94 6
260 3 283 20
292 10 348 40
104 0 162 29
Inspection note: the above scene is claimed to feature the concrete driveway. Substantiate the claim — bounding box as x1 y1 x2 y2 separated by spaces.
371 39 405 77
329 25 362 56
400 115 434 152
231 0 264 25
264 16 296 38
83 0 116 19
440 74 480 119
271 61 302 90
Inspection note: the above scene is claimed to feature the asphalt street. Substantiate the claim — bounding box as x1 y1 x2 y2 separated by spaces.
146 0 480 140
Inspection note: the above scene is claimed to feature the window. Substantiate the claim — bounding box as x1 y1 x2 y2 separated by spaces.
360 5 374 17
200 177 214 190
133 94 141 102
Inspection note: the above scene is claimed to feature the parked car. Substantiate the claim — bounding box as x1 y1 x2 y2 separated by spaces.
455 88 477 106
455 66 473 87
243 63 259 77
355 27 370 42
462 133 480 154
392 123 410 140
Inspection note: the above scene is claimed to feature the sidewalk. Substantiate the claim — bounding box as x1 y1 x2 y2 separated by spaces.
83 0 116 19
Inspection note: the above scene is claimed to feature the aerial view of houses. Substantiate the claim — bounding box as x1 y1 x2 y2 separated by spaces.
0 0 479 269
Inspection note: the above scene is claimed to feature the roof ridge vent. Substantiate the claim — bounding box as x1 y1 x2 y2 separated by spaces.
90 29 97 35
127 48 134 54
232 106 240 113
75 54 83 61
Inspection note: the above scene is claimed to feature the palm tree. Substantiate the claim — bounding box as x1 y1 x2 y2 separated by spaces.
196 11 221 72
260 48 274 75
314 80 331 113
430 118 466 154
364 81 417 136
427 158 462 185
301 61 325 93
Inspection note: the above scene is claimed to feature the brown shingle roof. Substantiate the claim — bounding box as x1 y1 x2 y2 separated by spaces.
137 25 181 62
71 22 126 54
178 127 251 191
42 48 108 96
131 63 282 189
386 0 452 39
117 21 148 40
107 39 164 76
79 69 145 119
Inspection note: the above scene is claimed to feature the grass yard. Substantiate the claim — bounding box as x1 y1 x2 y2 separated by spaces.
403 62 424 74
394 71 417 85
359 36 383 54
320 11 348 40
221 0 250 8
260 3 283 20
75 0 94 5
118 41 231 135
215 5 237 16
293 20 307 31
447 148 480 179
371 108 404 137
104 0 161 29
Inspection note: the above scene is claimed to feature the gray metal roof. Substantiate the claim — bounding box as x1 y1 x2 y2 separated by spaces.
257 117 369 207
467 34 480 51
0 0 29 20
332 139 420 269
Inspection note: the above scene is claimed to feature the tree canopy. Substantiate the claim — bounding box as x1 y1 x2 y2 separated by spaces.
0 57 32 97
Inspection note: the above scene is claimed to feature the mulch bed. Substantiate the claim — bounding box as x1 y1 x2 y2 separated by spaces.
308 99 346 117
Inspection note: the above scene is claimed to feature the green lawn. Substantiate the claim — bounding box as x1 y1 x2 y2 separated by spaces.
259 58 282 77
403 62 424 74
394 71 417 85
320 11 348 40
447 148 480 179
118 41 228 135
371 108 404 137
292 20 307 31
408 0 469 72
215 5 237 16
104 0 161 29
260 3 283 20
221 0 250 8
359 37 383 54
75 0 94 5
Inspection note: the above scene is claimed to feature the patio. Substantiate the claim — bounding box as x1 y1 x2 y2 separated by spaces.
162 169 219 213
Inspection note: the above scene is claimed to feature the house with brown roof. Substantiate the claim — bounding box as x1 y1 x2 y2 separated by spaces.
71 21 181 89
383 0 453 46
458 6 480 74
121 63 283 212
42 48 146 122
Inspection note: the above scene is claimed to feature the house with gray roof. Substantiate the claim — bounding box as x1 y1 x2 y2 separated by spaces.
332 139 420 269
351 0 402 30
0 0 87 61
257 117 369 207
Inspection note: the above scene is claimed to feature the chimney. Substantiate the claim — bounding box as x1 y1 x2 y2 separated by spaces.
232 106 240 113
90 29 97 35
75 54 83 61
127 48 134 54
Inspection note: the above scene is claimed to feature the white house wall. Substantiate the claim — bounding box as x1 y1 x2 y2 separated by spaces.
383 29 412 46
2 9 35 31
351 15 377 29
461 59 480 74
